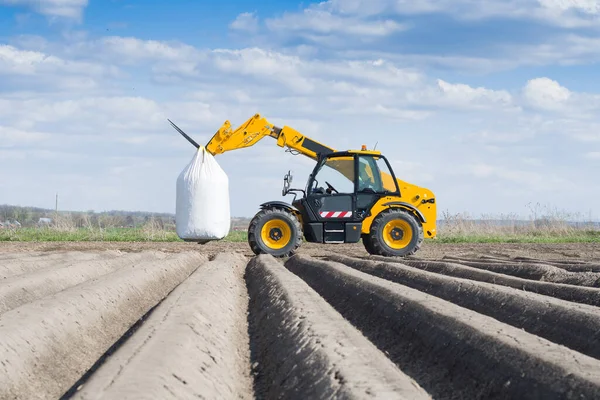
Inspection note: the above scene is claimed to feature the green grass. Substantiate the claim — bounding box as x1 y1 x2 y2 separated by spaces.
223 230 248 242
0 228 249 243
435 231 600 244
1 227 599 244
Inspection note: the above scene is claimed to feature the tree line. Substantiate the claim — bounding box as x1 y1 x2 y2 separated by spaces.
0 204 176 229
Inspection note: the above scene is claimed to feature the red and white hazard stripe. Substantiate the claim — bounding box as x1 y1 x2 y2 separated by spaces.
320 211 353 218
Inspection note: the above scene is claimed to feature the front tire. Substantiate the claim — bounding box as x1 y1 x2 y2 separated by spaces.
366 208 423 257
248 207 302 258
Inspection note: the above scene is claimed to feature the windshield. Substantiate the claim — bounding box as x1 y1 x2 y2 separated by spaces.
358 155 398 194
308 154 399 195
309 156 355 193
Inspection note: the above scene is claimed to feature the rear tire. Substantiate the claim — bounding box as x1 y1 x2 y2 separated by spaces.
366 208 423 257
362 234 376 254
248 207 302 258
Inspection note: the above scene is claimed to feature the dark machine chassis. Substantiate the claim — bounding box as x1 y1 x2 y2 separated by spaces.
259 151 422 245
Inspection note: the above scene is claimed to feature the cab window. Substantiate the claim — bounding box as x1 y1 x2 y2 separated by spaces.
311 156 355 194
358 156 398 193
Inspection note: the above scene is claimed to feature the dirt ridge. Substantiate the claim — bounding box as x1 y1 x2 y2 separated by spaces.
0 251 169 314
0 250 124 280
437 258 600 286
71 252 252 400
328 254 600 360
0 251 205 400
285 254 600 400
246 254 430 400
370 256 600 307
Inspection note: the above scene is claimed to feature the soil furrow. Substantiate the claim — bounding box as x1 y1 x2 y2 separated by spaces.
514 256 598 265
246 254 430 400
444 256 600 273
0 251 168 314
0 250 125 280
506 257 600 271
328 254 600 360
437 259 600 287
285 254 600 400
0 251 206 400
0 251 46 261
70 252 252 400
368 256 600 307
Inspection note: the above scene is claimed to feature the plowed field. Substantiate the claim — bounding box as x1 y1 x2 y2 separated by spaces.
1 242 599 399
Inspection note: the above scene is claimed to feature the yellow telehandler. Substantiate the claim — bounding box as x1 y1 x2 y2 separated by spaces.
169 114 436 258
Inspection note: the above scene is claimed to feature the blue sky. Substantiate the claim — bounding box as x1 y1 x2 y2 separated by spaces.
1 0 599 220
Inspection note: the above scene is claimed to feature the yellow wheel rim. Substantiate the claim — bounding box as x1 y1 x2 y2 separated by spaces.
261 219 292 250
383 220 413 249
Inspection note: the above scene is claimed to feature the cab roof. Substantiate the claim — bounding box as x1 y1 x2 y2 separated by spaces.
347 149 382 155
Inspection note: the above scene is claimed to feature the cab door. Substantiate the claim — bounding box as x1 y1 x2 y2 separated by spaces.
305 154 358 242
307 154 356 220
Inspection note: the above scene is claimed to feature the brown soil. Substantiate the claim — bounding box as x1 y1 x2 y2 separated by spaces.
444 256 600 272
72 252 252 400
0 251 169 314
0 252 205 400
2 242 600 399
246 254 430 400
285 254 600 399
433 259 600 287
327 254 600 360
1 241 599 261
0 250 123 279
388 258 600 307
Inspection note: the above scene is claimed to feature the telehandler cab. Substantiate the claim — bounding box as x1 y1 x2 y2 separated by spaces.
169 114 436 258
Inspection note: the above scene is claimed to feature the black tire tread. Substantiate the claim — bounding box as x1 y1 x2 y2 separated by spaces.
362 234 376 254
248 207 303 258
366 208 424 257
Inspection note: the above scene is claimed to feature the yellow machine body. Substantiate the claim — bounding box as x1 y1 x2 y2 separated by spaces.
205 113 437 240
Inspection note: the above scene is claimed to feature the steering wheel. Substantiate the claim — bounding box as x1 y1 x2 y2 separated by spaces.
325 181 338 194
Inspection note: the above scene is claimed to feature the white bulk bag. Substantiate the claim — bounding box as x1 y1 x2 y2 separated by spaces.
176 146 230 241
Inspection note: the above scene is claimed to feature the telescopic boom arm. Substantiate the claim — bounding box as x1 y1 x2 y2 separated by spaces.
204 114 335 160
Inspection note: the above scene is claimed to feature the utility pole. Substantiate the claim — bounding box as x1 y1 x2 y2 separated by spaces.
55 193 58 215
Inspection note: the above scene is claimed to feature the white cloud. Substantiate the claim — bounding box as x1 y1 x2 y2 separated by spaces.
436 79 513 107
522 77 600 118
266 8 406 37
0 44 118 77
0 44 121 93
467 162 566 191
501 35 600 69
0 126 51 147
338 33 600 74
523 157 544 166
539 0 600 14
2 31 600 218
534 118 600 142
206 48 423 95
389 159 435 183
0 0 88 20
403 79 514 111
458 130 531 144
85 40 424 104
585 151 600 159
0 96 223 139
219 1 600 78
523 77 571 110
99 36 200 63
262 0 600 33
229 12 259 33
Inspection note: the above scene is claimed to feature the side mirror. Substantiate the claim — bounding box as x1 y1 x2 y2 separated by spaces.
282 170 293 196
